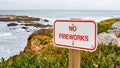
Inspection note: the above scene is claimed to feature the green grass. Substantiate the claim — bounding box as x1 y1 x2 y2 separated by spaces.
81 45 120 68
0 44 120 68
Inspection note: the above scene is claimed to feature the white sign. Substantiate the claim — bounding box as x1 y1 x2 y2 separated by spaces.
54 20 97 51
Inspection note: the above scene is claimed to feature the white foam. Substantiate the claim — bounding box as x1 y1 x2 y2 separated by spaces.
16 29 25 33
0 33 11 38
43 17 113 24
81 17 113 22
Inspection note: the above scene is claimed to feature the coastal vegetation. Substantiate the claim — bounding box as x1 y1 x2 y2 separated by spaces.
0 18 120 68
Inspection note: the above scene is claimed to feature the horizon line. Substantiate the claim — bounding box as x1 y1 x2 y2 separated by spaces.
0 9 120 11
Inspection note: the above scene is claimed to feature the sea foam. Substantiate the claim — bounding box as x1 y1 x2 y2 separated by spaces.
0 33 12 38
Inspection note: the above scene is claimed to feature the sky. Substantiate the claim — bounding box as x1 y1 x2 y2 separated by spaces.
0 0 120 10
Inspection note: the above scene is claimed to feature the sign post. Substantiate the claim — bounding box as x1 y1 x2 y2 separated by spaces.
69 18 80 68
54 19 97 68
69 49 80 68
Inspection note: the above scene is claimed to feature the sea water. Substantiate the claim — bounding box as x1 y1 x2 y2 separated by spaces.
0 10 120 61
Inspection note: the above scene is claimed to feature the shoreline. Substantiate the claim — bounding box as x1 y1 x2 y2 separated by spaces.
0 15 52 62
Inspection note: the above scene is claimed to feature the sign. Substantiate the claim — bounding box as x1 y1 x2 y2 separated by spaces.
54 20 97 51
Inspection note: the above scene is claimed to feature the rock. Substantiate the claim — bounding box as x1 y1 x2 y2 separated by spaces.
107 30 120 37
0 15 40 21
118 38 120 47
21 23 52 28
97 32 118 45
26 30 30 32
44 19 49 22
110 22 120 29
7 23 18 26
107 22 120 37
22 27 28 29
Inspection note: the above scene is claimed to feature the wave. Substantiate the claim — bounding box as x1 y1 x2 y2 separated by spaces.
41 16 114 24
15 29 25 33
0 33 12 37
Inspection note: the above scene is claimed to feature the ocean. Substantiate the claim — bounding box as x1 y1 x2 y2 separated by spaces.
0 10 120 61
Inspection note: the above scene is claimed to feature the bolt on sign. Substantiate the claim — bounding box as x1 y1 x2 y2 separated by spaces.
54 20 97 51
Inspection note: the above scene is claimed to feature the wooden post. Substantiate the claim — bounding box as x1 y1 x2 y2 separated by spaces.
69 49 80 68
69 18 81 68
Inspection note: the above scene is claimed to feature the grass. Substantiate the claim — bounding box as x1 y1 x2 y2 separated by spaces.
81 45 120 68
0 43 120 68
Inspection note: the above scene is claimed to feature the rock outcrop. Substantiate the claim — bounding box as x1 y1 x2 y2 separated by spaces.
97 22 120 46
110 22 120 29
97 32 118 45
7 23 18 26
0 15 40 21
107 30 120 37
